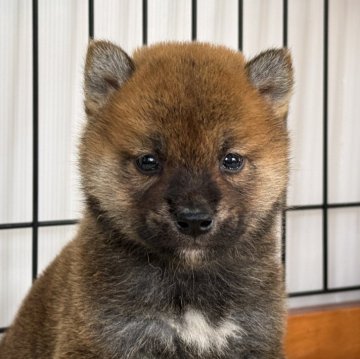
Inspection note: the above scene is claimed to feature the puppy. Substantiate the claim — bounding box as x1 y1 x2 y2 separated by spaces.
0 41 293 358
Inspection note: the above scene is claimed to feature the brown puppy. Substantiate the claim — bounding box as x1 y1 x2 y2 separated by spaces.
0 41 293 358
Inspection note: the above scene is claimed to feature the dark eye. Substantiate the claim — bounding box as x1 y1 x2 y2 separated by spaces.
136 154 161 174
221 153 245 173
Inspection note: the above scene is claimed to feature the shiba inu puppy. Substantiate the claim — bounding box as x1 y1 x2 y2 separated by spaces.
0 41 293 358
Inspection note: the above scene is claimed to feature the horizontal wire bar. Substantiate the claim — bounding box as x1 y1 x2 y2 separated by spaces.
325 202 360 208
289 285 360 297
0 219 78 230
1 201 360 229
1 201 358 229
286 204 323 211
38 219 78 227
0 222 32 230
286 202 360 211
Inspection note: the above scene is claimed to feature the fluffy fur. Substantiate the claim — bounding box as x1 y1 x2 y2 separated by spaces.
0 41 293 358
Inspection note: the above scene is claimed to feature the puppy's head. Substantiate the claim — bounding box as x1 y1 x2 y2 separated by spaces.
81 41 293 265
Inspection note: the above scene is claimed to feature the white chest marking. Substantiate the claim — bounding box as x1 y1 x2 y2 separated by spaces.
167 309 244 353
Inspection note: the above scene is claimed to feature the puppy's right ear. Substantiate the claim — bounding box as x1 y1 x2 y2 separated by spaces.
84 40 134 114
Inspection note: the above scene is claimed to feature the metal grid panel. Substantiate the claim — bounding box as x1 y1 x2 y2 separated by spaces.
1 0 359 333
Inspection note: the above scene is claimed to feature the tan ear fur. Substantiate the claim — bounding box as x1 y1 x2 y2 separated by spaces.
84 40 134 115
246 49 293 118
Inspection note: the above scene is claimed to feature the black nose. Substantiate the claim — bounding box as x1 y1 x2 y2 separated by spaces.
176 209 213 237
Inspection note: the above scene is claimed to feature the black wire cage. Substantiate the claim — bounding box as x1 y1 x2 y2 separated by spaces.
1 0 360 334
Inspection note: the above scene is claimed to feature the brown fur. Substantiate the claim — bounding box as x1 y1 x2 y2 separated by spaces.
0 41 293 358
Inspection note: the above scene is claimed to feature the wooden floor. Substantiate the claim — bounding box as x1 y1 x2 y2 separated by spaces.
285 302 360 359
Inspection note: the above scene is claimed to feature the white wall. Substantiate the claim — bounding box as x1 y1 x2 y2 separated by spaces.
1 0 360 328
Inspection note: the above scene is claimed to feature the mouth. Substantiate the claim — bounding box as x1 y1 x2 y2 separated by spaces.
139 215 235 261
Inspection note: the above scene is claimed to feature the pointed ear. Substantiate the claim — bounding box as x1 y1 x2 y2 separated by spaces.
84 40 134 114
245 49 293 118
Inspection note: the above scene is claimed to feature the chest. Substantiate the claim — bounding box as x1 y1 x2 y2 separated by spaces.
165 308 244 355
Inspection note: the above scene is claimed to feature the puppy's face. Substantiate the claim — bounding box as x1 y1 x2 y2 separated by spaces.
81 42 293 265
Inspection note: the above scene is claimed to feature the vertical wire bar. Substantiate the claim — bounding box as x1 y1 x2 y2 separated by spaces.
283 0 288 47
191 0 197 41
323 0 329 291
89 0 94 39
238 0 243 51
143 0 148 45
32 0 39 281
281 0 288 266
281 210 286 264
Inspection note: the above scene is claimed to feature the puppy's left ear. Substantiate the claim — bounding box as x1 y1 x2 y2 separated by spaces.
246 49 293 118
